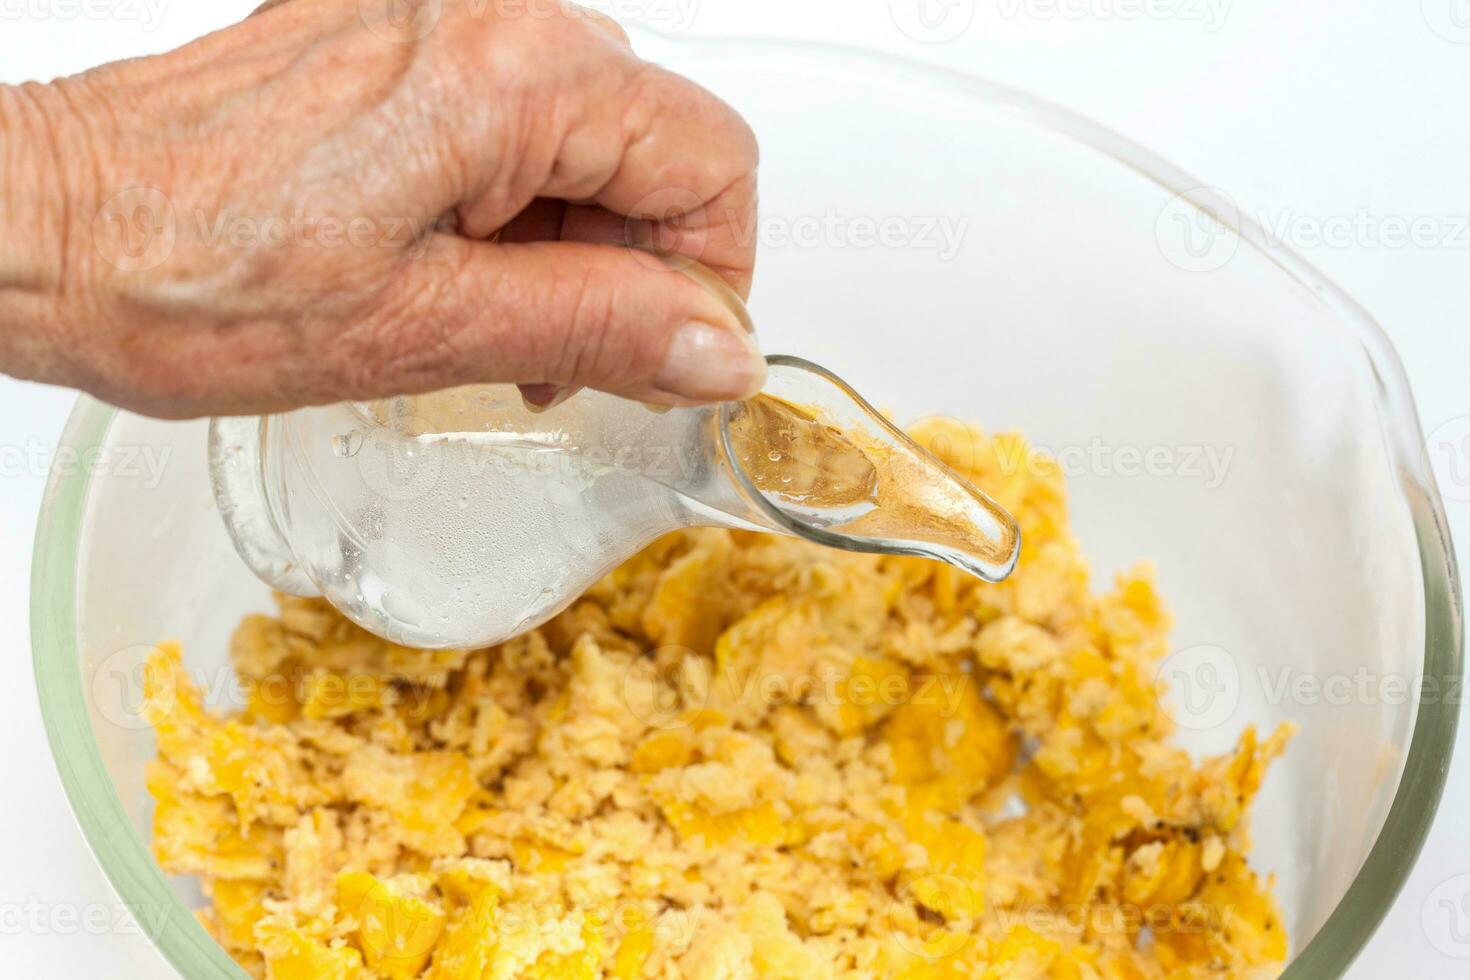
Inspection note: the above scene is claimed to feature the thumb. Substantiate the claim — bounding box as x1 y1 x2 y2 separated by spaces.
339 237 765 407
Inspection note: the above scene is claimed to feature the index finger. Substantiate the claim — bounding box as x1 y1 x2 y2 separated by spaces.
540 60 760 297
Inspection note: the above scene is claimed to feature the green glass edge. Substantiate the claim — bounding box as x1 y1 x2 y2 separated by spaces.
1280 489 1463 977
32 397 1465 980
31 397 247 980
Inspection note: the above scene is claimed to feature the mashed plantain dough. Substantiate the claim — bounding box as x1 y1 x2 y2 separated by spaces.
143 419 1291 979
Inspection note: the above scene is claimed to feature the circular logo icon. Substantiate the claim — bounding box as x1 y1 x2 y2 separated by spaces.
620 647 709 730
905 414 982 476
1423 873 1470 958
1155 643 1240 731
891 873 977 958
351 877 444 963
1425 415 1470 504
888 0 977 44
1422 0 1470 43
358 0 443 43
1154 186 1240 273
91 643 169 731
356 415 445 503
624 186 708 274
92 187 176 273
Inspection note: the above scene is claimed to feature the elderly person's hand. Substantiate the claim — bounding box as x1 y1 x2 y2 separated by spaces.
0 0 763 418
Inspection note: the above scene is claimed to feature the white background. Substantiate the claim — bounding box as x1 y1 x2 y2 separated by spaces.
2 0 1469 976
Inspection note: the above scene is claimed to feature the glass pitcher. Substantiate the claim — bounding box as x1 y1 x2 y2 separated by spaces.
208 272 1019 650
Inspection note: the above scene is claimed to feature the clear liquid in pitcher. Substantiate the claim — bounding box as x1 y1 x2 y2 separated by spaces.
210 356 1020 649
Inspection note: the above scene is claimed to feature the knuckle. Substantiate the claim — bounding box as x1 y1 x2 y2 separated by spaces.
730 113 760 170
632 66 760 189
577 7 631 47
454 1 592 64
707 97 759 171
556 267 620 379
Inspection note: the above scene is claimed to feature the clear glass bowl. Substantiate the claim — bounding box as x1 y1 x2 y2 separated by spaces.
32 30 1461 979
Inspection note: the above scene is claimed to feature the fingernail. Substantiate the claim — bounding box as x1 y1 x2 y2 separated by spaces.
654 321 767 401
519 384 576 414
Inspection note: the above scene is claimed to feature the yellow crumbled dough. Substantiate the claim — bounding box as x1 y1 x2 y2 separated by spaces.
144 422 1292 979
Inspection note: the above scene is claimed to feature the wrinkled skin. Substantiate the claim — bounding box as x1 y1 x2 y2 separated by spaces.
0 0 763 418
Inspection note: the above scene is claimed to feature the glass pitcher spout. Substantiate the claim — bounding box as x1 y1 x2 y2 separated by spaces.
713 355 1018 581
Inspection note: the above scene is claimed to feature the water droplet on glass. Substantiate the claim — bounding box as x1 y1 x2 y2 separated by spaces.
332 431 364 458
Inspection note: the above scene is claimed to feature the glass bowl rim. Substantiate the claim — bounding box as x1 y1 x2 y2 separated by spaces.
31 30 1463 979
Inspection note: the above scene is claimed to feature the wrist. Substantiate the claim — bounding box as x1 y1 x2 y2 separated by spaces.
0 82 77 289
0 78 112 382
